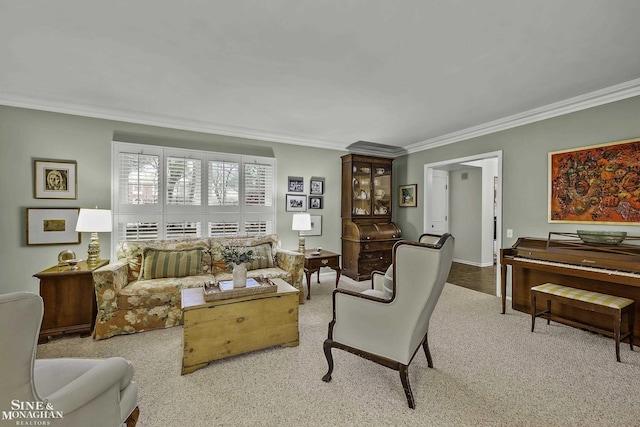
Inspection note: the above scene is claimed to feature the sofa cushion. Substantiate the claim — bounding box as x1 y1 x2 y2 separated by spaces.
245 243 275 270
210 235 280 274
118 275 209 309
141 248 203 280
117 238 212 281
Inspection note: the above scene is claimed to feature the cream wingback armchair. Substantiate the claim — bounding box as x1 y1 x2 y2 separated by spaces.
370 233 444 298
322 234 454 408
0 292 139 427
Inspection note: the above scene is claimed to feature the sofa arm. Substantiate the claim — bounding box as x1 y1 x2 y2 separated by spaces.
275 249 304 290
93 261 129 312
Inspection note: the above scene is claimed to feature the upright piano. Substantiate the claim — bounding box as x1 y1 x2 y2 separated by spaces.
500 233 640 338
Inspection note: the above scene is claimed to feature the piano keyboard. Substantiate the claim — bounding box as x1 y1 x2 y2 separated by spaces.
512 256 640 279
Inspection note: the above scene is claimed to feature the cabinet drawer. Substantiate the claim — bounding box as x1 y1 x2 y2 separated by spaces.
358 257 392 274
360 241 395 252
359 251 390 262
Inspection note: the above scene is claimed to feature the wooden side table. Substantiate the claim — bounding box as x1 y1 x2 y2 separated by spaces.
304 249 341 300
34 259 108 344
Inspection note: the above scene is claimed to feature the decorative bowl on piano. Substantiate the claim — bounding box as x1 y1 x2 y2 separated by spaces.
577 230 627 245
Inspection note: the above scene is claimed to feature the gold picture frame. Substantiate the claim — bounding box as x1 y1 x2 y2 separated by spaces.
26 208 81 245
34 159 77 199
549 137 640 224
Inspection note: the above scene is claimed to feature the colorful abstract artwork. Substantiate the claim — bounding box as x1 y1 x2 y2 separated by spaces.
549 138 640 224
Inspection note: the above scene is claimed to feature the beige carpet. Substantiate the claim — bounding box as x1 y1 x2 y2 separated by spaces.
37 277 640 426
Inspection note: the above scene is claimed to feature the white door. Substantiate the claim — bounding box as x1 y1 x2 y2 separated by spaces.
430 170 449 234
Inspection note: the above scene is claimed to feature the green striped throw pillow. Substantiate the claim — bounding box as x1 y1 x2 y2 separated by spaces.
245 243 275 271
142 248 203 280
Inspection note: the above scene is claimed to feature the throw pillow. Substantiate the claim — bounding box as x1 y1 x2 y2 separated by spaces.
142 248 203 280
245 243 275 271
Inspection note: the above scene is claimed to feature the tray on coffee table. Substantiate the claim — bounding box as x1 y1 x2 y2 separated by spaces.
202 278 277 301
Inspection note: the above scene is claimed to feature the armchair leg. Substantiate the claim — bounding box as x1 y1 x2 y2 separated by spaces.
125 406 139 427
399 364 415 409
322 339 334 382
422 332 433 368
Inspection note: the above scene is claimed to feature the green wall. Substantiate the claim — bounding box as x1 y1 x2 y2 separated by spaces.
2 94 640 295
0 106 346 294
394 95 640 245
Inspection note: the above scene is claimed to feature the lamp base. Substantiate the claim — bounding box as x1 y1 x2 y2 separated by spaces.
298 233 306 254
86 232 101 267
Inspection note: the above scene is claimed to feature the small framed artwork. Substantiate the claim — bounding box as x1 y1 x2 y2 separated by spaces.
307 215 322 236
310 177 325 195
288 176 304 192
399 184 418 207
27 208 81 245
309 195 323 209
34 159 77 199
285 194 307 212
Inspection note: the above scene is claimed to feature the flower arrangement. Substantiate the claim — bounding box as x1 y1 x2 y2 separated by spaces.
221 246 255 267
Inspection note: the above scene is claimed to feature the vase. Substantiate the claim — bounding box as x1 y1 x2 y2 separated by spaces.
233 263 247 288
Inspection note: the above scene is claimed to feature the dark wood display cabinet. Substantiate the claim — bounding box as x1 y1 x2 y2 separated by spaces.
341 154 401 281
34 259 108 344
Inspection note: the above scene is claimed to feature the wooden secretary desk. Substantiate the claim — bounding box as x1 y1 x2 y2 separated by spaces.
341 154 401 281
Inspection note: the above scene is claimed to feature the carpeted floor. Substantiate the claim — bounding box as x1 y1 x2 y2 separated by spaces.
37 277 640 427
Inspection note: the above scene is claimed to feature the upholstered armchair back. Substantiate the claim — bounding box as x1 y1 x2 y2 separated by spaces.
332 236 454 365
0 292 42 404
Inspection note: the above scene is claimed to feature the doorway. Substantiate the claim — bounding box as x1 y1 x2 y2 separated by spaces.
424 151 502 296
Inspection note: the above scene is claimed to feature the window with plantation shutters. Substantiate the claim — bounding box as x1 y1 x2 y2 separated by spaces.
208 160 239 206
167 157 201 206
121 221 160 241
244 163 273 207
166 221 201 239
118 153 159 205
245 220 273 236
112 142 276 253
208 221 240 237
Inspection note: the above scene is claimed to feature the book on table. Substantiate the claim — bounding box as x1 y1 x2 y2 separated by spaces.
218 278 261 292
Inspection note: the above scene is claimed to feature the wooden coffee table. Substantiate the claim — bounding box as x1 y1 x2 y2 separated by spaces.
303 249 341 300
181 278 299 375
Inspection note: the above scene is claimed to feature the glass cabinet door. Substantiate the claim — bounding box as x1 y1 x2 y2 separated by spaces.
351 162 372 216
372 164 391 216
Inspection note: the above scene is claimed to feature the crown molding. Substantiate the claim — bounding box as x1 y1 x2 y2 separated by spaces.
3 77 640 157
0 93 347 152
405 78 640 155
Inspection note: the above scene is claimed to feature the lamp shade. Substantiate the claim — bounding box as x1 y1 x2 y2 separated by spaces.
75 208 113 233
291 213 312 231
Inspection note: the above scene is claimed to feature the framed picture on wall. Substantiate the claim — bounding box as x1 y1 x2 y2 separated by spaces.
399 184 417 207
26 208 81 245
549 137 640 224
285 194 307 212
288 176 304 192
34 159 77 199
309 195 323 209
310 177 325 194
307 215 322 236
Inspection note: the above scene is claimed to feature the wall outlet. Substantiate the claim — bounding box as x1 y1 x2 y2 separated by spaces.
506 229 513 238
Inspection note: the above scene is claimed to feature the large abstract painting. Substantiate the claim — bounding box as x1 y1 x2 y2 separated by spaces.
549 137 640 224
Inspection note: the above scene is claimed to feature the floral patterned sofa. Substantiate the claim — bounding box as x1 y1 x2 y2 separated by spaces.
92 235 304 340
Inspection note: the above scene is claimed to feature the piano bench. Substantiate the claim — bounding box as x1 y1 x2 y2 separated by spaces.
530 283 635 362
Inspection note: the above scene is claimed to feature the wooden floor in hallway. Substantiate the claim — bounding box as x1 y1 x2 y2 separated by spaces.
447 262 496 296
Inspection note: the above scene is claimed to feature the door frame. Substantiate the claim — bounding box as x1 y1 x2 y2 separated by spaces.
423 150 503 297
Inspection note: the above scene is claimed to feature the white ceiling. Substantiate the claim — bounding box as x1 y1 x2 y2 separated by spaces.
2 1 640 153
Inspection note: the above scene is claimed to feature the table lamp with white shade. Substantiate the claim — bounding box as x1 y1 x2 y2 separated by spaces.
75 208 112 267
291 212 312 254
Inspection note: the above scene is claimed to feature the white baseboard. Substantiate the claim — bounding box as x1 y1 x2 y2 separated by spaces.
452 258 494 268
